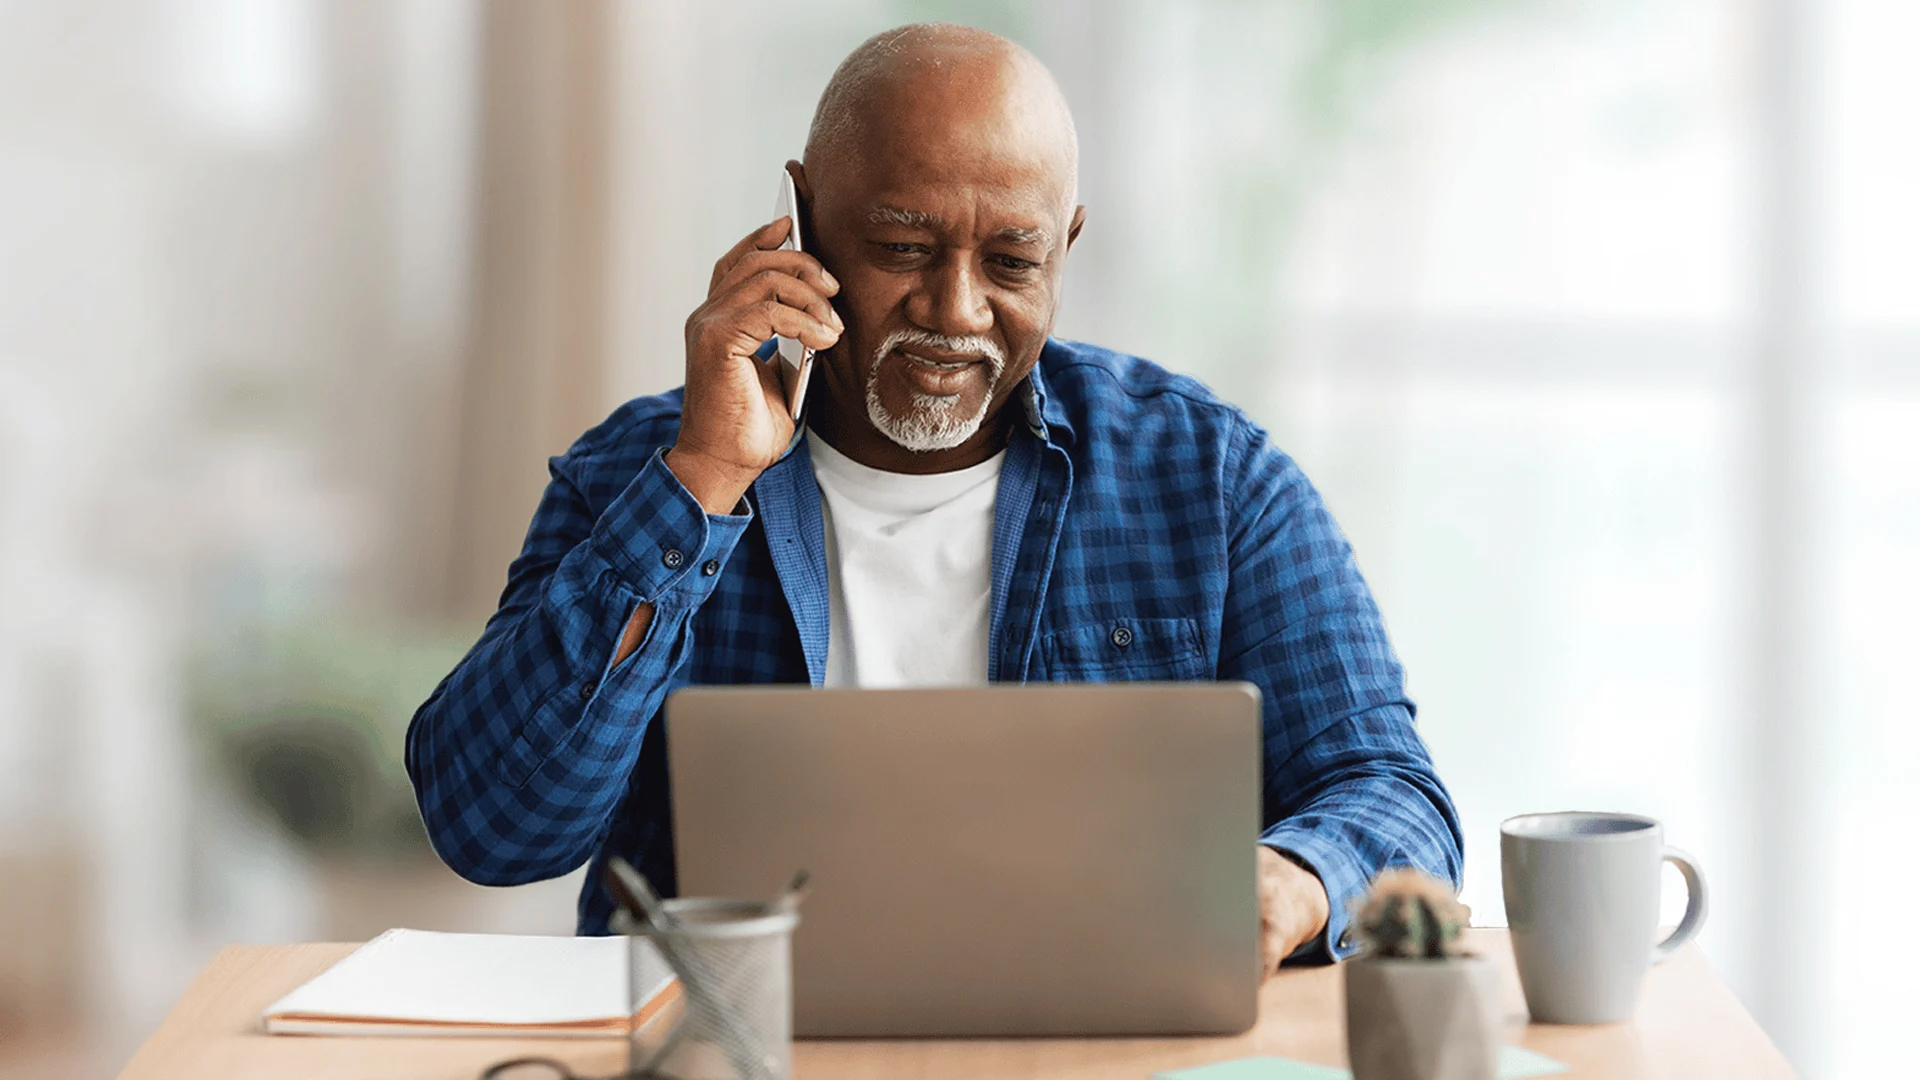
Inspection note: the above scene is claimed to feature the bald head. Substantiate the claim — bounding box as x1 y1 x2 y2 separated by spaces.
804 23 1078 216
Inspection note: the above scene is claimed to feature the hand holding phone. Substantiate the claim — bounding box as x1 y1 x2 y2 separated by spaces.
669 171 841 514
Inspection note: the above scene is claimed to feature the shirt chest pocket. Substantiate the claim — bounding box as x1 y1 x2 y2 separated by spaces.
1038 616 1210 681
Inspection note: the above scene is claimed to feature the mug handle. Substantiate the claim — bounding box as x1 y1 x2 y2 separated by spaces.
1651 846 1709 964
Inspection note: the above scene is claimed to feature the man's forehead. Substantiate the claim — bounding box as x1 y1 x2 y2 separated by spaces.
829 131 1071 237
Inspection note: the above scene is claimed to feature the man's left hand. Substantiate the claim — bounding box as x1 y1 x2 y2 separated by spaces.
1257 845 1330 977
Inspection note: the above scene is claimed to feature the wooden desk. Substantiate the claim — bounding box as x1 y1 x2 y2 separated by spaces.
118 929 1793 1079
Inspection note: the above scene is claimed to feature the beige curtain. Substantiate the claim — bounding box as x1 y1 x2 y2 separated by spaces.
443 0 615 619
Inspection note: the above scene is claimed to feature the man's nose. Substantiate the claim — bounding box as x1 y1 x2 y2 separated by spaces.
910 254 994 339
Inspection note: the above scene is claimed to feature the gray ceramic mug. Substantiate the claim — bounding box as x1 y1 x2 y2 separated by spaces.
1500 812 1707 1024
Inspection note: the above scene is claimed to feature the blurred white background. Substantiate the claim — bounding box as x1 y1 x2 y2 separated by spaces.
0 1 1913 1076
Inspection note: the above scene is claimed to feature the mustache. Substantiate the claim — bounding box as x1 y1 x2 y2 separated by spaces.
875 328 1006 370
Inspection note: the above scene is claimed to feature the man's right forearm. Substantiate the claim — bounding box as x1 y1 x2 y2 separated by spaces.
405 448 750 886
410 209 826 887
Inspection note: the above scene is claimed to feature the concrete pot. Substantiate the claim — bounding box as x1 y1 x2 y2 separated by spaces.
1344 955 1502 1080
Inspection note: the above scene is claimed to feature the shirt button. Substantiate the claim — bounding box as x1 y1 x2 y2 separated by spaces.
701 559 720 577
1110 625 1133 648
1338 929 1354 951
579 680 598 701
661 548 684 569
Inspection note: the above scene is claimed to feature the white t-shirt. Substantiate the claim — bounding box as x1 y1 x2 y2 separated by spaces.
807 431 1003 688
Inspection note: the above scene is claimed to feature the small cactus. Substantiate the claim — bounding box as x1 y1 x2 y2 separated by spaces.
1351 868 1472 960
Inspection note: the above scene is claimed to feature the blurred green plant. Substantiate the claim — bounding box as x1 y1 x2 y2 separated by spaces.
191 615 481 862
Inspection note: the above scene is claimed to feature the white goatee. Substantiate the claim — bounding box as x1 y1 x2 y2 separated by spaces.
865 328 1007 453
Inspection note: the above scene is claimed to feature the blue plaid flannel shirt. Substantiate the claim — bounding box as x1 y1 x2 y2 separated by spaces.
406 337 1462 961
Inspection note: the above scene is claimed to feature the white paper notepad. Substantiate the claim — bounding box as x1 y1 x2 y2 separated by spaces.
262 929 680 1037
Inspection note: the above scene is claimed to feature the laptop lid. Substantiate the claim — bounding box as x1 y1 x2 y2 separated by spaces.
665 682 1262 1037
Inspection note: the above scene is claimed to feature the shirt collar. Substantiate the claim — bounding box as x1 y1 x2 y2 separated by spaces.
1019 339 1076 449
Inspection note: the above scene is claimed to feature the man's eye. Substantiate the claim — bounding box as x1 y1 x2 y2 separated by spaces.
991 255 1038 272
877 242 925 255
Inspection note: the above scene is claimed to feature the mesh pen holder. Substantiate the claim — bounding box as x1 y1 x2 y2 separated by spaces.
628 898 798 1080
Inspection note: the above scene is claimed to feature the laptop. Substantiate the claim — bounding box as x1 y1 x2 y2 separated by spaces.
665 682 1262 1037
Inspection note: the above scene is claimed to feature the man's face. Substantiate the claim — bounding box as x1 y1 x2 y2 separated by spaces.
799 78 1083 465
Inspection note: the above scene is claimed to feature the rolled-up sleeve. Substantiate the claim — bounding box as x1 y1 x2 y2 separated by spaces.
405 445 749 886
1219 422 1464 963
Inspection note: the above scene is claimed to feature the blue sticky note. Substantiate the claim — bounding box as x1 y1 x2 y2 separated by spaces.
1151 1046 1567 1080
1497 1044 1571 1078
1152 1058 1350 1080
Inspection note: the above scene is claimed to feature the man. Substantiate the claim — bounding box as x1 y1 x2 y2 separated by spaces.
407 23 1462 973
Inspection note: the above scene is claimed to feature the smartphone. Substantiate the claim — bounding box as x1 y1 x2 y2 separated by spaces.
774 168 816 421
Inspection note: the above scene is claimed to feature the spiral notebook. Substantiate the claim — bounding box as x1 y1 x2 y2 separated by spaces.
262 929 680 1038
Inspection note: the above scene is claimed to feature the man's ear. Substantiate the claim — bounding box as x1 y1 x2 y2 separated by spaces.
1066 205 1087 252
